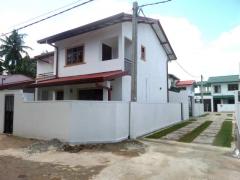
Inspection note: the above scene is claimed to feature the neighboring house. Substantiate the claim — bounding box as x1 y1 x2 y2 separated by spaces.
35 51 55 80
0 74 34 91
176 80 196 96
31 13 176 103
176 80 196 116
195 75 239 112
168 73 179 90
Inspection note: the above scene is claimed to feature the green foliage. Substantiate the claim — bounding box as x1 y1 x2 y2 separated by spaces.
179 121 213 143
16 56 36 78
0 60 4 74
0 30 35 77
146 121 193 139
213 121 233 147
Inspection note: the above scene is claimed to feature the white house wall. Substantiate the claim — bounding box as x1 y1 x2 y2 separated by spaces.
211 83 240 96
192 103 204 117
55 24 124 77
169 91 189 120
122 22 168 103
69 101 129 144
37 61 54 75
130 102 182 138
217 104 235 112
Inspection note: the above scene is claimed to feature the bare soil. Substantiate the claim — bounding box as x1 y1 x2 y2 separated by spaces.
0 132 240 180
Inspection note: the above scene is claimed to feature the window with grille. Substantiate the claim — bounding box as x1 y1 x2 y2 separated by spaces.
66 46 84 65
228 84 238 91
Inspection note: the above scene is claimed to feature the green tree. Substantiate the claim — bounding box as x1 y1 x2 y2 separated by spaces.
0 30 33 75
16 55 36 77
0 60 4 74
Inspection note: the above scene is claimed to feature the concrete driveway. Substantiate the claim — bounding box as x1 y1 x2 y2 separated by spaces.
158 112 234 146
0 134 239 180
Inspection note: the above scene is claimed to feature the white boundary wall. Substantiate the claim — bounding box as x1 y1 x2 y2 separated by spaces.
169 91 189 120
0 91 182 143
0 90 129 144
192 103 204 117
217 104 235 112
130 102 182 138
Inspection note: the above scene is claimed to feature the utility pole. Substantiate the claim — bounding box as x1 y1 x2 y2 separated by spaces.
131 1 138 102
201 74 203 104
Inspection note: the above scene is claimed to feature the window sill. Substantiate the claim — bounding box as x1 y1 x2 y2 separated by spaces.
64 62 86 67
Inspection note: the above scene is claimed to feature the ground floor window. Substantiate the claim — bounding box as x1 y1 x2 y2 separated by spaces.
228 98 235 104
78 89 103 100
56 90 64 100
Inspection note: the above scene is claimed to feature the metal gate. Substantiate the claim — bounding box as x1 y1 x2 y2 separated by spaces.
4 95 14 134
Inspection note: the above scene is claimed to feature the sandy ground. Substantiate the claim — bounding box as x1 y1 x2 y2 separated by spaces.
0 134 240 180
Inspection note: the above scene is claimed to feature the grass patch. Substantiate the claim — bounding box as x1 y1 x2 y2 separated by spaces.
216 113 221 116
199 113 209 117
225 118 233 121
227 114 233 117
179 121 213 143
189 118 197 121
213 121 233 147
146 121 193 139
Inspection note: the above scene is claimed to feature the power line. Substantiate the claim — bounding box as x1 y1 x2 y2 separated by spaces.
175 61 200 78
9 0 85 29
139 7 199 80
1 0 95 37
139 0 172 8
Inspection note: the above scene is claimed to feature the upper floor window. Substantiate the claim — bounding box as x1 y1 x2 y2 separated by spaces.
102 44 112 60
141 45 146 61
214 85 221 93
228 84 238 91
102 37 118 61
66 46 84 65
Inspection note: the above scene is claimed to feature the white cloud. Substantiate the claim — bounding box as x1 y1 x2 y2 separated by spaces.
1 0 132 56
1 0 239 81
151 15 240 81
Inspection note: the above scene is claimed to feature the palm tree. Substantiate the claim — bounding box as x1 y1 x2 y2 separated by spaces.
0 60 4 74
0 30 32 74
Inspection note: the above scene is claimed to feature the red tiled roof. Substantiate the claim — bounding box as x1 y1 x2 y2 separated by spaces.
30 70 127 88
0 74 34 90
176 80 195 87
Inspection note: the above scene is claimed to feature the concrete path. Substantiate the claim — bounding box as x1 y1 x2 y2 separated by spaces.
193 113 226 144
162 113 233 145
162 120 206 140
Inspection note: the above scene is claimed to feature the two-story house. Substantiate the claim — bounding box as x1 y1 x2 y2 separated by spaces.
195 75 239 112
209 75 238 112
31 13 176 103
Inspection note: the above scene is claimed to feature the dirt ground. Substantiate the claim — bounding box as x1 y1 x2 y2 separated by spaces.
0 134 240 180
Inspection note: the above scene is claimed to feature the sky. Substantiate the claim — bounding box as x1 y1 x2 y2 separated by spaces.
0 0 240 81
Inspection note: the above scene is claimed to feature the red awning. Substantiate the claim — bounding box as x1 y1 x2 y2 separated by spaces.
30 70 127 88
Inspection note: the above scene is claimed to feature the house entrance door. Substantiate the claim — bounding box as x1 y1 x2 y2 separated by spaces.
4 95 14 134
